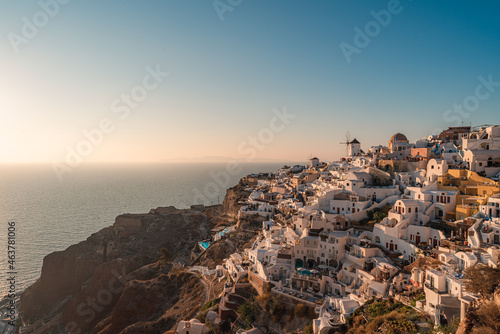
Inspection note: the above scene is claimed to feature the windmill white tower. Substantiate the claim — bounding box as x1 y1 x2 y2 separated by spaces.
306 153 319 167
348 138 361 157
339 132 361 158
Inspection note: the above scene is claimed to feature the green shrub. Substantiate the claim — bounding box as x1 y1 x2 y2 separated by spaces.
201 298 220 311
238 301 259 325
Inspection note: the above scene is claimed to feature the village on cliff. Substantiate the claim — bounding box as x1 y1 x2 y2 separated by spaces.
176 125 500 334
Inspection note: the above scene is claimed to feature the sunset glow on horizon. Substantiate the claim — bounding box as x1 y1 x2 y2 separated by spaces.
1 0 499 164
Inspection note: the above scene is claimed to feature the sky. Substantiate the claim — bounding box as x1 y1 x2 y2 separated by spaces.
1 0 499 164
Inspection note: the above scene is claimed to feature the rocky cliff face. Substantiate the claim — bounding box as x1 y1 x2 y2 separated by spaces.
456 288 500 334
222 182 250 217
20 206 212 334
93 271 204 334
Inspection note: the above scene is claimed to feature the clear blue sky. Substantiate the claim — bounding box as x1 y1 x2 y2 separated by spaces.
1 0 499 163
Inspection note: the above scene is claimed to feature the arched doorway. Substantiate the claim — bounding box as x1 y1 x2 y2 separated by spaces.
306 259 317 269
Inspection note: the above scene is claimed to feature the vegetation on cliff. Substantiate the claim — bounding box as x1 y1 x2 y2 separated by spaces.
458 265 500 334
345 298 429 334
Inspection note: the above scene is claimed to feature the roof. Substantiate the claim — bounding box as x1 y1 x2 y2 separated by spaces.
390 133 409 143
340 299 360 310
466 149 500 156
328 231 349 238
350 138 360 144
397 199 421 206
369 281 387 295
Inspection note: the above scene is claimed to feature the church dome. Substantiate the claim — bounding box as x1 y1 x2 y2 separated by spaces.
389 133 409 151
389 133 408 143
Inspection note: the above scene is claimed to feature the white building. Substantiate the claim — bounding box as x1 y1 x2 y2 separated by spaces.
310 157 320 168
427 159 449 183
348 138 362 157
176 319 209 334
463 149 500 177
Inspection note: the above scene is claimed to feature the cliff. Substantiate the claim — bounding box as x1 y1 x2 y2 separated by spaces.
456 288 500 334
222 182 251 217
20 206 213 334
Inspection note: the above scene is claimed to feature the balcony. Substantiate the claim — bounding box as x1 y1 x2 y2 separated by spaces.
346 251 363 259
424 282 447 295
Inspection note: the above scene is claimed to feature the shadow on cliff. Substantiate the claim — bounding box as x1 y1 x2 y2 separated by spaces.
20 206 212 334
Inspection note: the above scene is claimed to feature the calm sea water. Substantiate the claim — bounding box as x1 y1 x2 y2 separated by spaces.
0 162 287 298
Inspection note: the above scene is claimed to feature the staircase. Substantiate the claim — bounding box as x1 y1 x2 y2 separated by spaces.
468 219 484 248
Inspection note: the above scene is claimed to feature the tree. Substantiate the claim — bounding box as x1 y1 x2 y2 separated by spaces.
238 301 258 325
373 211 387 224
475 301 500 333
463 264 500 296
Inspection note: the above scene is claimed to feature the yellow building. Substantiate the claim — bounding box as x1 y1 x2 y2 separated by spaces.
437 169 500 220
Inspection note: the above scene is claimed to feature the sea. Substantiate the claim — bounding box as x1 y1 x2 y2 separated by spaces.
0 162 289 298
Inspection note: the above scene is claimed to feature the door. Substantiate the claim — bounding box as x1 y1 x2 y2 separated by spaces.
389 243 394 252
416 235 421 244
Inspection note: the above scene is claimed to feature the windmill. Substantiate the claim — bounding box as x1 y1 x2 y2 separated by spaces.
339 131 351 157
306 153 319 167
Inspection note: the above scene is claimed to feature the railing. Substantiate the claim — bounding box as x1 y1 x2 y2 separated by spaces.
347 251 363 259
424 282 447 294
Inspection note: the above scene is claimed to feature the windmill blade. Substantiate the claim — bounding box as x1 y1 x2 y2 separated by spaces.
345 131 351 155
306 153 313 166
